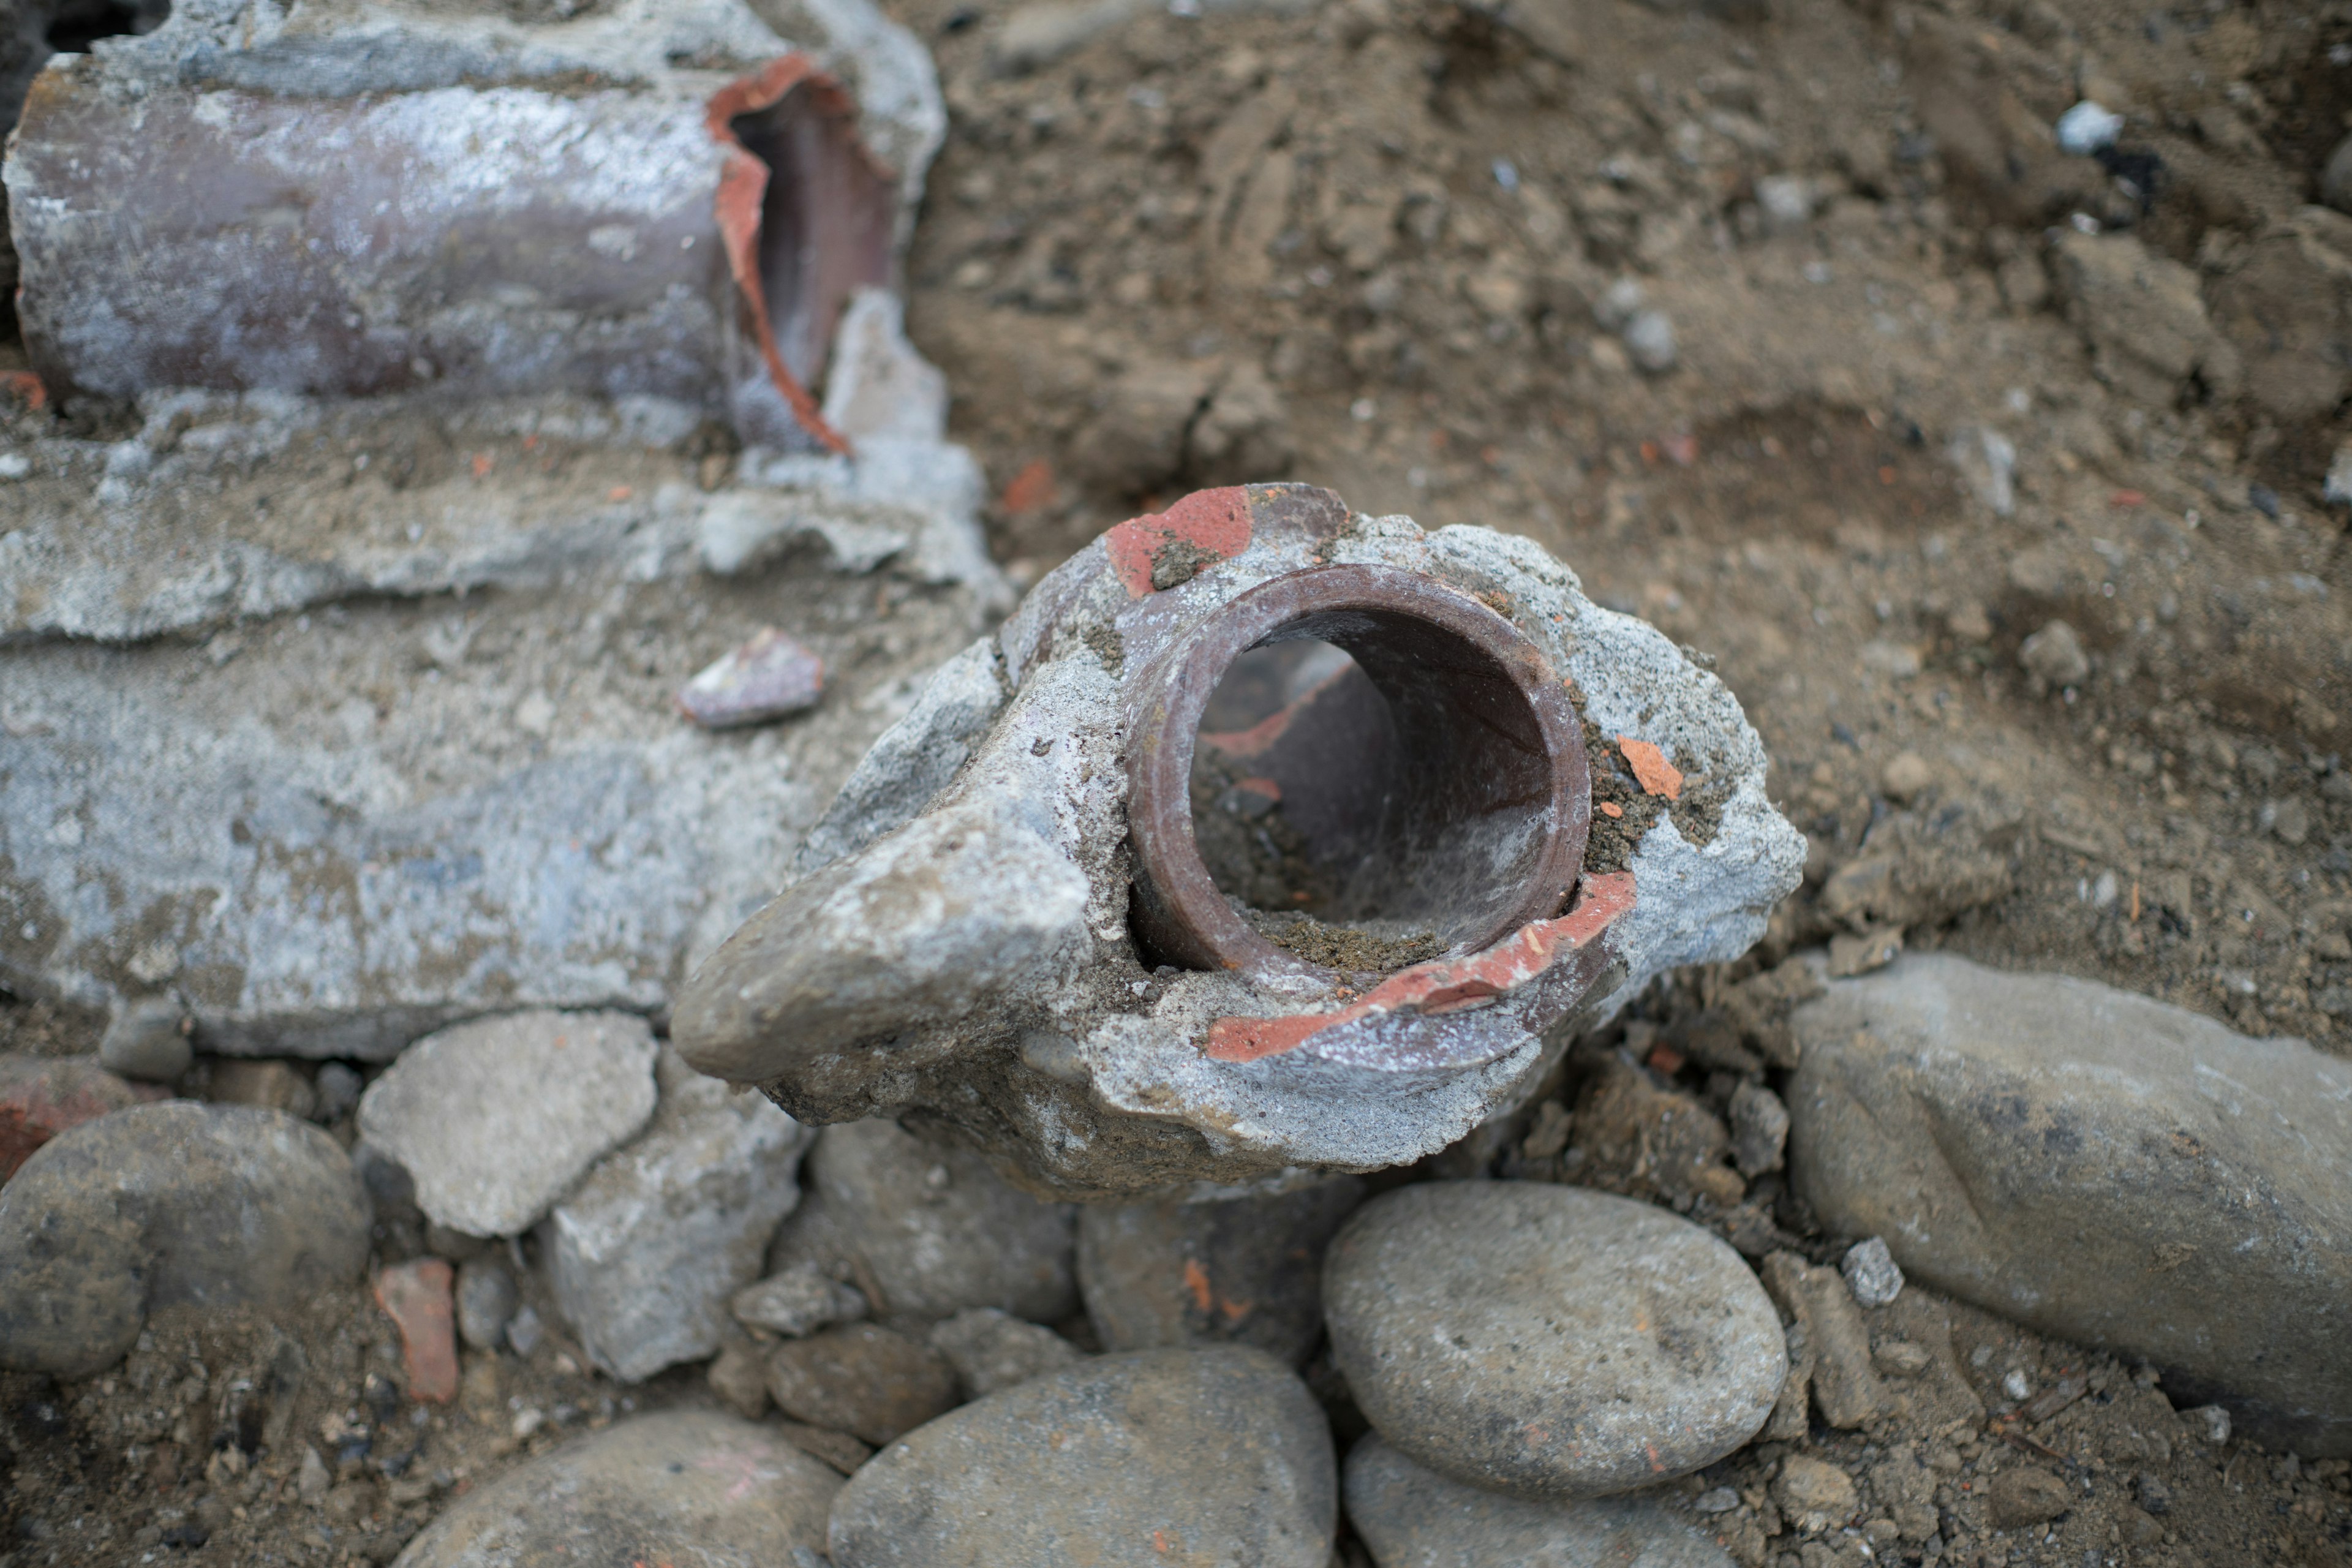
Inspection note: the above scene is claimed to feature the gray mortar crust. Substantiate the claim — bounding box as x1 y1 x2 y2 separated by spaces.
674 486 1803 1198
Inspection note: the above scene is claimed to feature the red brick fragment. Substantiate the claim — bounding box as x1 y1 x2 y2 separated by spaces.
376 1259 461 1404
0 1056 152 1180
1105 487 1254 598
1618 736 1683 801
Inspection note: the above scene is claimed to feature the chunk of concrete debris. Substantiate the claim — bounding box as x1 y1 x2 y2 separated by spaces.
356 1011 658 1238
676 628 826 729
1789 953 2352 1457
0 1104 371 1376
393 1411 837 1567
674 485 1801 1195
543 1052 815 1381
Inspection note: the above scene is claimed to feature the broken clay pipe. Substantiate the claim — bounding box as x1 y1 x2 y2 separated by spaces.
674 484 1804 1197
2 5 894 450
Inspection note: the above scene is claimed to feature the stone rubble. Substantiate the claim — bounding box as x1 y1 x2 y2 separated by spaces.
825 1348 1336 1568
0 1103 371 1376
374 1261 460 1405
1076 1175 1363 1366
390 1410 837 1568
764 1323 960 1446
97 998 193 1084
1346 1434 1734 1568
542 1050 815 1381
676 487 1803 1194
356 1011 660 1238
454 1257 519 1353
925 1307 1084 1398
733 1264 870 1339
1789 952 2352 1456
1324 1183 1785 1499
674 627 827 730
766 1117 1078 1324
0 1052 151 1178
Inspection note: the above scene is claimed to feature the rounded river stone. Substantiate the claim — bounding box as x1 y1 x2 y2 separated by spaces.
827 1346 1335 1567
1345 1434 1734 1567
0 1102 371 1377
1324 1182 1784 1498
392 1409 836 1567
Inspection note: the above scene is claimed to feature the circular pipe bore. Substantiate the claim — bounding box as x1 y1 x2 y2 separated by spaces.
1127 565 1592 978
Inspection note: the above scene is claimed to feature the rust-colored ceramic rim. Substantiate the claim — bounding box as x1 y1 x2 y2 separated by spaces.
1126 564 1591 979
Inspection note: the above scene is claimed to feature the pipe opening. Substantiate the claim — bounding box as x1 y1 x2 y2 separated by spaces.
1129 565 1591 979
43 0 170 52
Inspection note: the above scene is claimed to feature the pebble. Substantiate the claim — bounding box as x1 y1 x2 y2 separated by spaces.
375 1259 459 1404
0 1054 149 1179
1774 1455 1858 1531
827 1348 1335 1568
676 626 826 728
2018 618 2090 687
1842 1237 1904 1307
208 1058 317 1120
2055 100 2124 156
454 1257 518 1351
1727 1080 1789 1177
733 1263 869 1338
927 1306 1083 1397
1077 1177 1363 1366
1988 1466 2073 1528
98 997 192 1083
1760 1251 1885 1429
1879 750 1933 803
1346 1434 1733 1568
505 1304 546 1357
356 1010 658 1238
706 1340 771 1419
770 1117 1077 1323
765 1323 959 1445
776 1418 875 1476
1323 1183 1785 1498
543 1052 813 1380
1789 952 2352 1455
0 1103 370 1376
1624 309 1678 373
393 1410 837 1567
313 1062 364 1121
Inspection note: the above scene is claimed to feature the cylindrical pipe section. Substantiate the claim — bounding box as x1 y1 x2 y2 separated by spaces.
2 50 891 448
1126 564 1592 979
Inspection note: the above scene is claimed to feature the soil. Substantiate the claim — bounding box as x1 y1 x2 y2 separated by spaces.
7 0 2352 1560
